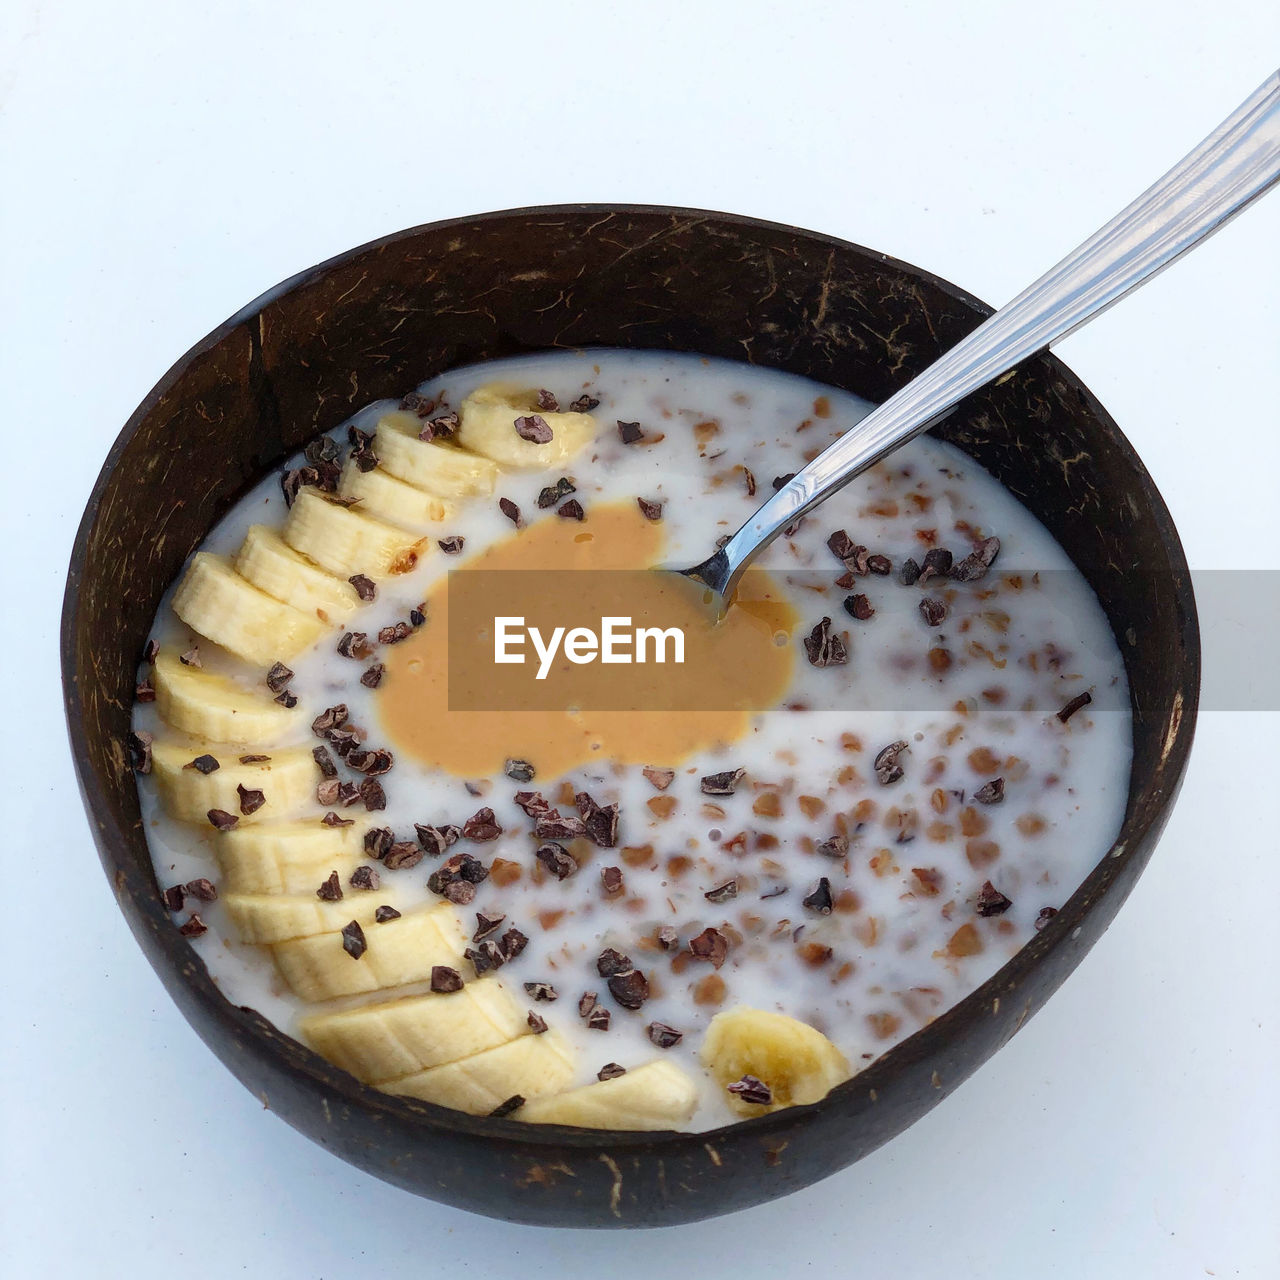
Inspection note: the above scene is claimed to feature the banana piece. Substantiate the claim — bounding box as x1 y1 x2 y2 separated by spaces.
300 978 528 1083
517 1060 698 1131
150 741 318 826
700 1007 851 1116
272 902 467 1002
282 488 427 578
216 820 365 895
336 458 454 529
151 649 300 746
234 524 361 625
171 552 327 666
224 890 403 945
373 412 501 497
382 1028 575 1114
455 384 596 469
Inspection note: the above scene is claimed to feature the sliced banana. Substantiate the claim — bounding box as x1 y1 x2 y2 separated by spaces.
271 902 467 1002
150 741 318 826
700 1007 851 1116
151 649 300 746
224 890 404 945
516 1060 698 1131
381 1028 575 1114
456 384 596 469
234 524 361 625
171 552 327 666
373 412 501 497
300 978 528 1083
215 820 366 895
335 458 454 530
282 488 426 578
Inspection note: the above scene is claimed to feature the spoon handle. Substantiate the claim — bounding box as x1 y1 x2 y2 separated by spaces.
713 68 1280 596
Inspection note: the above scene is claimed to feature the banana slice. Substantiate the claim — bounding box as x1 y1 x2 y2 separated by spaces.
335 458 454 529
216 820 365 895
373 412 501 497
151 650 300 746
224 890 403 944
234 524 361 625
150 741 318 826
300 978 528 1083
282 488 426 578
382 1028 575 1114
272 902 467 1002
171 552 327 666
455 384 596 469
700 1007 851 1116
516 1060 698 1131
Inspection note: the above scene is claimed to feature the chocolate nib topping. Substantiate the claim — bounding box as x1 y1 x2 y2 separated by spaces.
950 536 1001 582
827 530 858 562
727 1075 773 1106
178 914 208 938
377 621 412 645
364 827 393 858
1035 906 1059 931
557 498 585 521
419 412 458 442
274 690 299 708
500 927 528 961
537 477 576 508
647 1022 683 1049
976 880 1013 916
617 420 644 445
656 925 679 951
527 1011 549 1034
802 877 834 914
360 663 385 689
348 574 377 602
874 741 909 785
504 758 535 782
135 679 155 702
179 647 202 668
374 904 401 923
514 413 554 444
704 880 738 904
359 778 386 811
607 970 650 1010
383 841 423 870
1057 691 1093 723
462 807 502 841
473 911 506 941
700 768 744 796
162 885 185 912
312 745 338 779
347 747 393 776
596 948 633 978
237 784 266 815
597 1062 626 1081
499 497 521 525
919 597 948 627
688 927 729 969
341 920 367 959
816 834 850 859
127 730 153 774
337 631 373 660
238 754 270 764
321 812 354 827
524 981 558 1002
576 791 619 846
534 810 587 841
973 777 1005 805
489 1095 525 1118
899 557 922 586
600 865 624 896
636 496 664 521
536 842 577 880
867 553 892 576
514 790 551 816
184 878 217 902
265 661 293 693
311 704 349 736
349 865 380 891
316 871 343 901
570 394 600 413
843 593 874 621
586 1006 611 1031
578 991 599 1018
803 617 848 667
207 808 238 831
188 754 220 774
437 535 465 554
465 941 505 975
918 547 953 583
430 965 464 993
536 388 560 411
414 823 460 858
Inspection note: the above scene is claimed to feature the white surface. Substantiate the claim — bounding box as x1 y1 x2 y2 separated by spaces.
1 1 1276 1276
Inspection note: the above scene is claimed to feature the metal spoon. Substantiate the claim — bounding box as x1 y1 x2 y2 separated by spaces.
682 69 1280 606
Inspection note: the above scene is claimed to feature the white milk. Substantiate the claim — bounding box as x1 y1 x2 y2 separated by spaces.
134 349 1131 1131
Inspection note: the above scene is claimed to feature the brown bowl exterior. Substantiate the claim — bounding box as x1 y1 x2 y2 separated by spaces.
61 206 1199 1227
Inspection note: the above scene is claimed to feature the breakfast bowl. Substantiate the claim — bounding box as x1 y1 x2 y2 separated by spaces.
61 205 1199 1227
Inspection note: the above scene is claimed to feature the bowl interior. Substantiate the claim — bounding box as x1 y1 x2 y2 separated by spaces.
62 206 1199 1226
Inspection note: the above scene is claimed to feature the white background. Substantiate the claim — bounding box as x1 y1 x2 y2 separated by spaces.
2 2 1277 1276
